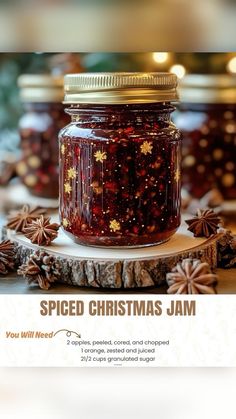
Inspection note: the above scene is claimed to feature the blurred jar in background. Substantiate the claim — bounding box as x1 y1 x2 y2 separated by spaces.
16 75 69 199
175 74 236 202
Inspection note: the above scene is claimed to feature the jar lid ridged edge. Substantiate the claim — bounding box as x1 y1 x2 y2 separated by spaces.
63 72 179 104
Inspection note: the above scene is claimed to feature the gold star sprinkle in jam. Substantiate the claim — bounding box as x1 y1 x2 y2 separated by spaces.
140 141 153 155
174 168 181 182
67 167 77 179
94 150 107 162
61 144 65 155
62 218 69 228
64 182 72 194
109 219 121 232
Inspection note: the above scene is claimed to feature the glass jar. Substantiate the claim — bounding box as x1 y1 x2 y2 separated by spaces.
175 74 236 200
17 75 70 199
59 72 181 247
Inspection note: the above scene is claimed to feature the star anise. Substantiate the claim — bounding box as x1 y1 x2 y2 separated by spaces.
18 250 61 290
185 209 221 238
6 204 47 232
166 258 218 294
23 215 60 246
0 240 15 274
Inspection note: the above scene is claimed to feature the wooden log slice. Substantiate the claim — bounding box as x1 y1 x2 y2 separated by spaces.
3 219 224 289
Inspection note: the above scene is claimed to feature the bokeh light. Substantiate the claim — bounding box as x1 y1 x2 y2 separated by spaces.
169 64 186 79
227 56 236 73
152 52 169 64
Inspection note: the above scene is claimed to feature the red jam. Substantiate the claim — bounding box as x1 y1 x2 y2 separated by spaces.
59 103 181 247
17 102 69 198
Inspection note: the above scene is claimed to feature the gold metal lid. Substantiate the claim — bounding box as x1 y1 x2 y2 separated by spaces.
18 74 64 103
63 72 179 104
179 74 236 104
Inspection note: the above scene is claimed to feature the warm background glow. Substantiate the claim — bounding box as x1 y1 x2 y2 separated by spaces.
0 1 235 51
153 52 169 64
169 64 186 79
227 56 236 73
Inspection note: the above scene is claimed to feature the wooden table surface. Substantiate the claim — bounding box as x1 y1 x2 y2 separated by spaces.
0 268 235 294
0 210 235 295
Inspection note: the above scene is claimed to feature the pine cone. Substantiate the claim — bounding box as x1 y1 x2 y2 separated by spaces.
7 205 47 232
217 230 236 269
166 258 218 294
23 215 60 246
186 209 221 238
0 240 15 274
18 250 61 290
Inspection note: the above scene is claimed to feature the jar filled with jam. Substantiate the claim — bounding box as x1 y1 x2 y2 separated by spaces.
59 72 181 247
175 74 236 201
17 75 70 198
